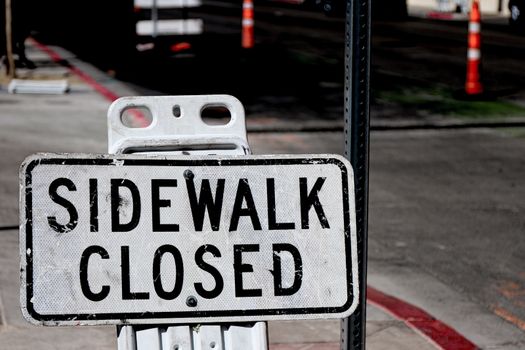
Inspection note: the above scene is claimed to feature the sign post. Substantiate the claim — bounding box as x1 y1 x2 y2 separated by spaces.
341 0 371 349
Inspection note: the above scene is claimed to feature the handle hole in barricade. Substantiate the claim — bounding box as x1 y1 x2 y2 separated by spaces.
200 104 231 126
121 143 239 155
172 105 182 118
120 106 153 128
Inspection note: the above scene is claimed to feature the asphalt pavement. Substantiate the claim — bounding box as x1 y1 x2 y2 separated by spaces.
1 37 525 349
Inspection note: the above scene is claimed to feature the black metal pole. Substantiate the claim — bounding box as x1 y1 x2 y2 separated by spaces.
341 0 371 349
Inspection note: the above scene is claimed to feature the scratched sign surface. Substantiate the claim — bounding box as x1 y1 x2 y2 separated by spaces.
20 154 358 326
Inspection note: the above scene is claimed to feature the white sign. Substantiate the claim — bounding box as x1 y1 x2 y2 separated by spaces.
134 0 201 9
136 19 204 36
20 154 358 325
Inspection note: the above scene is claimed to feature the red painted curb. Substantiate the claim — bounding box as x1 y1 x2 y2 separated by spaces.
367 286 478 350
29 38 149 127
30 38 120 102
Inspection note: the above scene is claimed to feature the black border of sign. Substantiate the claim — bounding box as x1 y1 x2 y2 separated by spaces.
23 156 353 322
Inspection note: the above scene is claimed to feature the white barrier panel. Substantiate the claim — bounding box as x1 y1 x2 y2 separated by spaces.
134 0 201 9
136 19 203 36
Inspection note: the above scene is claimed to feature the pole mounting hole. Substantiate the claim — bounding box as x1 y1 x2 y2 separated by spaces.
120 106 153 128
201 105 231 126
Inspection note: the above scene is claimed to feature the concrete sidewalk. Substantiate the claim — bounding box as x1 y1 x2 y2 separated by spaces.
2 39 523 349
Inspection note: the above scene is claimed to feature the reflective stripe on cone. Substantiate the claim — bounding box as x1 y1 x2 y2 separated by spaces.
242 0 254 49
465 0 483 95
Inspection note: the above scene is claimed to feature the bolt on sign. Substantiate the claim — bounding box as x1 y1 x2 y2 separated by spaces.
19 153 358 325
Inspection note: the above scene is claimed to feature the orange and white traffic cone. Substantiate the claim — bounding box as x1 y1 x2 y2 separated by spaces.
465 0 483 95
242 0 254 49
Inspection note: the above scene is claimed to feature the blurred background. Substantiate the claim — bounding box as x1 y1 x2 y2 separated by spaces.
19 0 525 125
1 1 525 349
